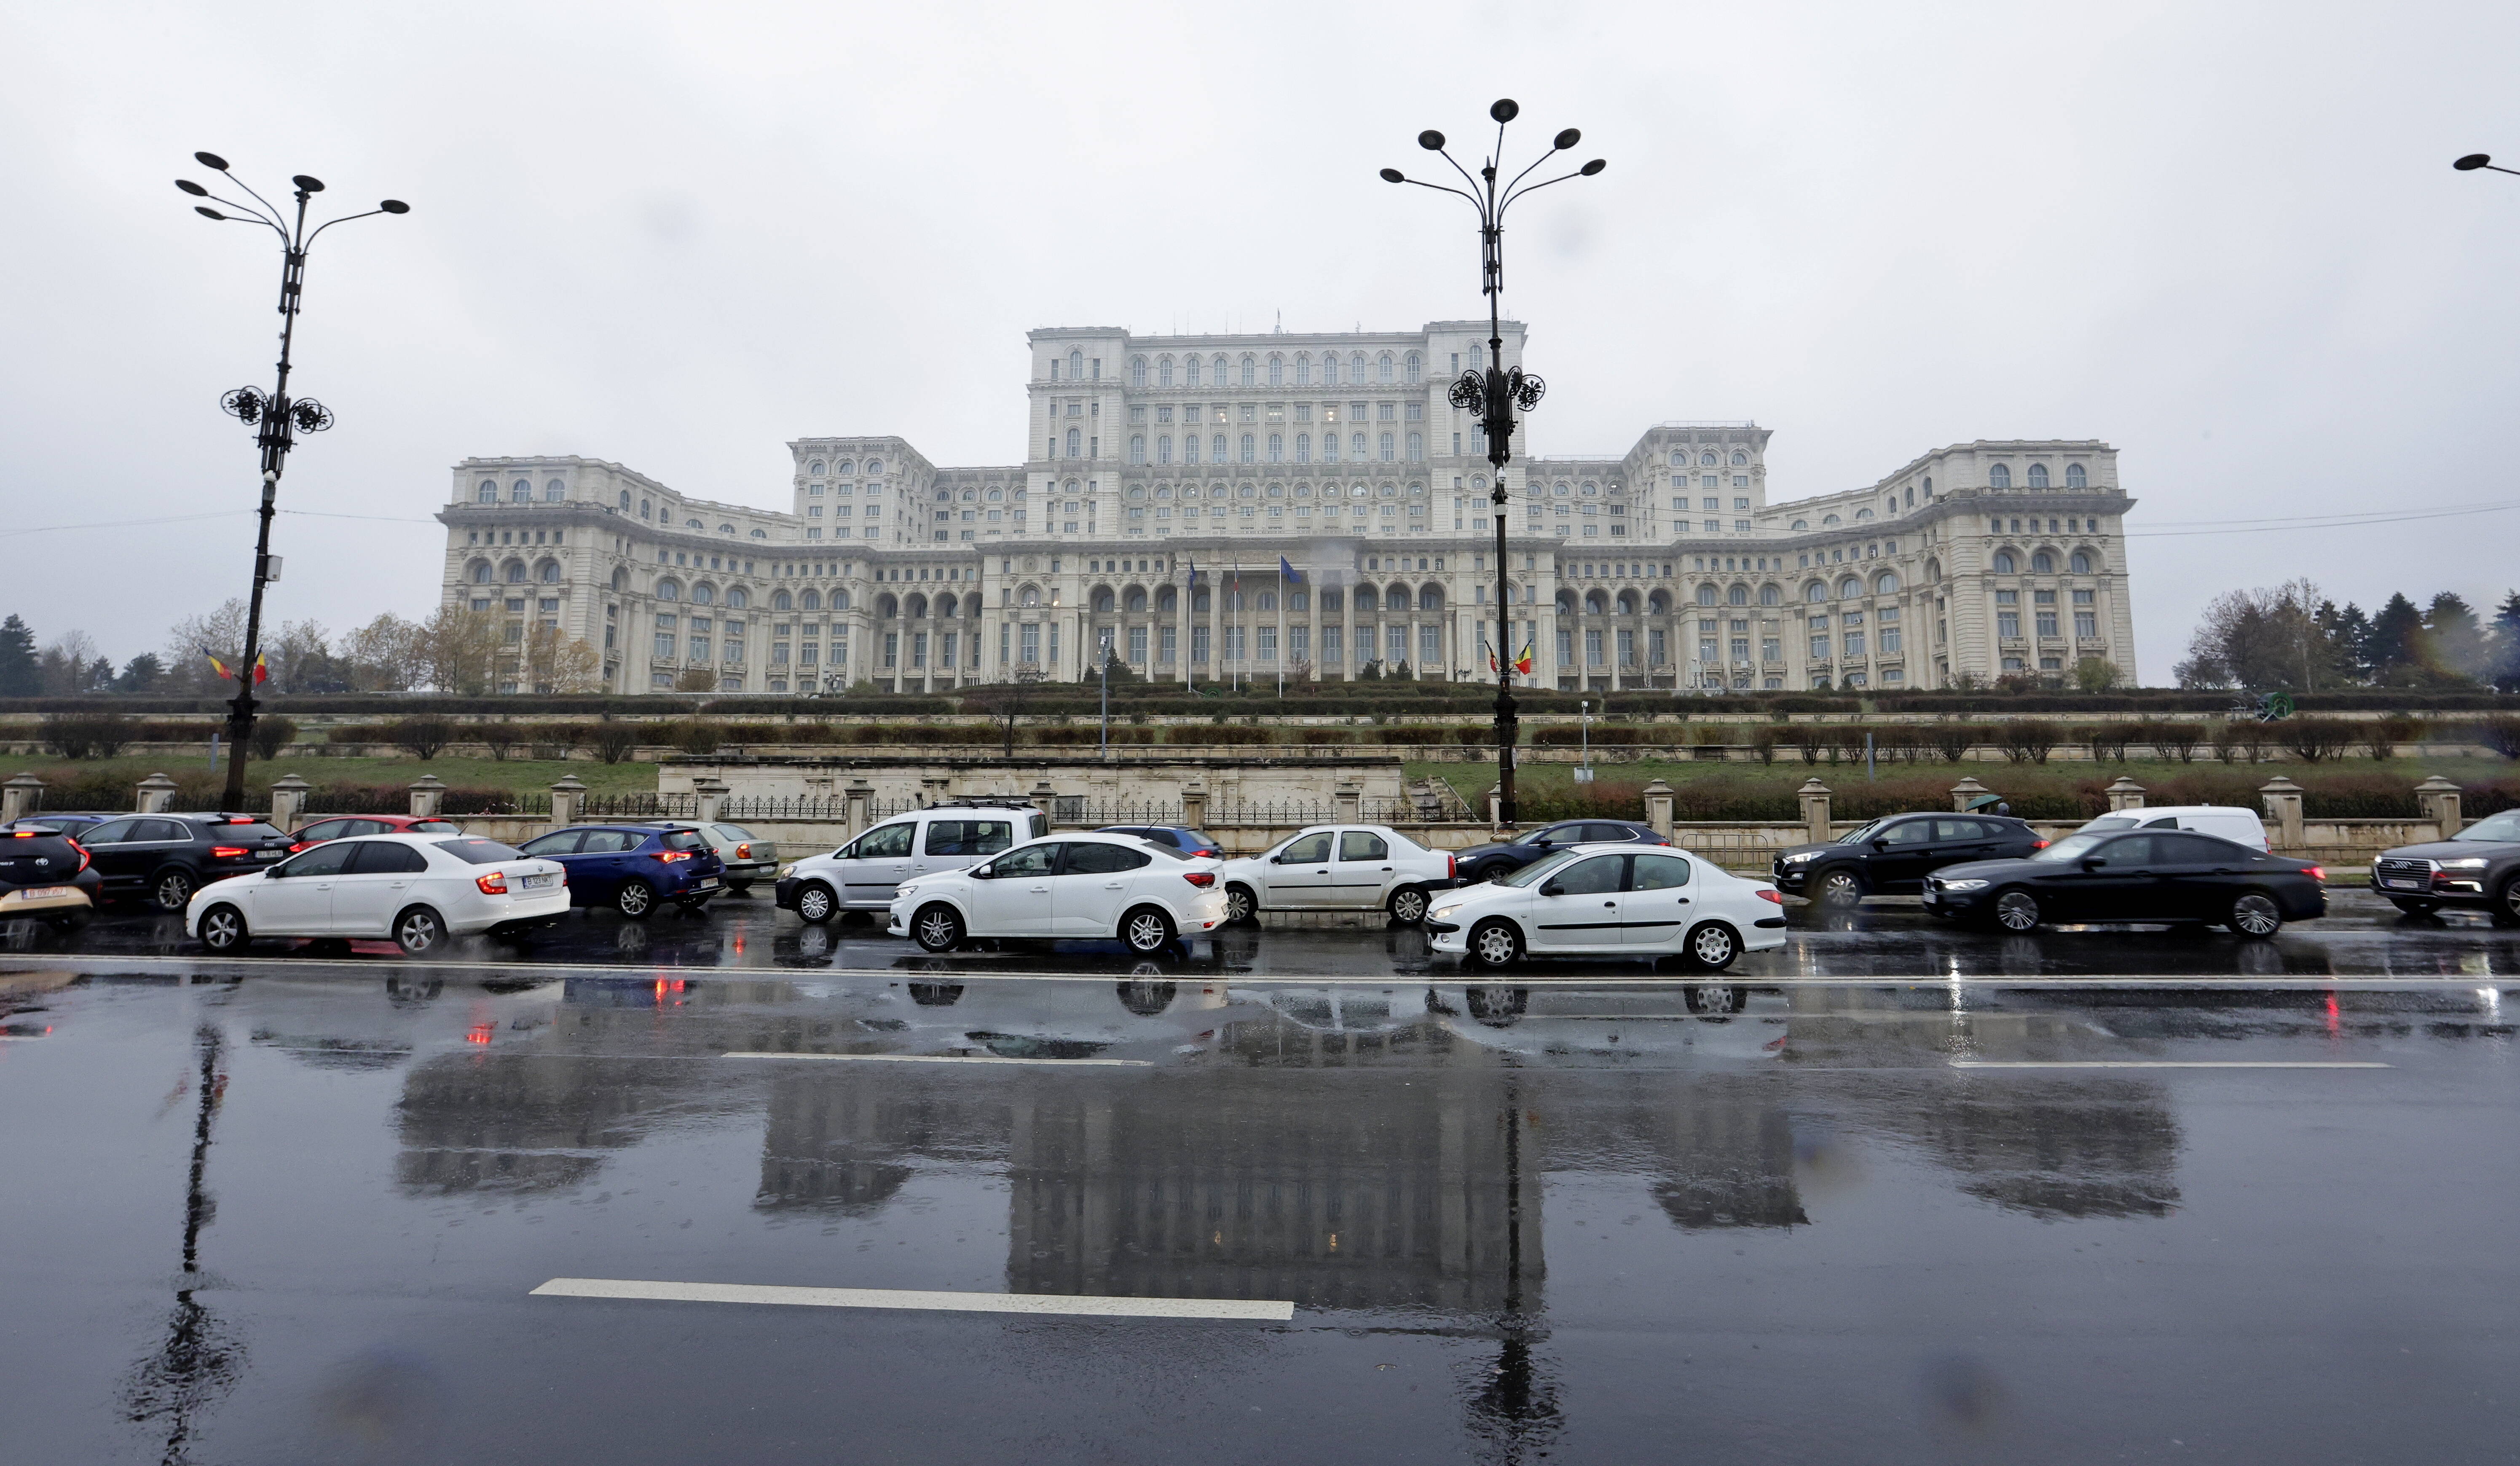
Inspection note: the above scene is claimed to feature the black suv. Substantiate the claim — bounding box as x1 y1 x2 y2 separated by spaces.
1454 819 1670 884
2373 807 2520 921
74 813 296 911
1773 812 2048 908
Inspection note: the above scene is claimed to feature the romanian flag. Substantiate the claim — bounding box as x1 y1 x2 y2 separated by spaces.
201 646 235 681
1487 646 1498 674
1513 642 1534 675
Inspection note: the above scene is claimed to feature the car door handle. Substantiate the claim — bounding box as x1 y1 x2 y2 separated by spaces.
314 882 333 891
1103 881 1124 889
1601 900 1616 908
1381 867 1394 872
1675 897 1690 904
1028 884 1050 892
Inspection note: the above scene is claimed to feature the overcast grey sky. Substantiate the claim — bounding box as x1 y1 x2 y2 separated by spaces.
4 0 2516 680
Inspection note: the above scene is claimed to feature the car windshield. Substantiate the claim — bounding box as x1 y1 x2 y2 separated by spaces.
2031 833 2107 863
1836 819 1887 845
1498 849 1585 889
434 838 526 865
2453 809 2520 843
2079 815 2138 832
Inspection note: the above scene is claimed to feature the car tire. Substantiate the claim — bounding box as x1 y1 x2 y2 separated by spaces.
2496 876 2520 927
392 905 445 956
1684 921 1741 972
1815 867 1866 910
1387 885 1429 925
2227 890 2284 938
1467 918 1523 969
615 879 657 919
795 881 837 924
1477 863 1510 884
1684 982 1748 1015
1992 888 2043 932
1120 905 1176 955
197 903 247 953
2387 898 2439 917
1223 883 1259 925
152 867 196 913
912 902 964 953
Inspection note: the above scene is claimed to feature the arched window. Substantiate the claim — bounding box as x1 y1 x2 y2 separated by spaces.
686 518 703 530
477 482 497 504
1129 435 1146 465
1129 356 1147 388
1355 586 1381 612
719 523 736 536
1583 590 1608 615
469 561 492 584
1823 514 1841 526
1295 354 1311 385
866 458 884 475
692 583 716 605
1240 434 1256 463
834 591 851 610
1157 436 1173 465
808 460 824 475
2031 550 2056 573
1730 451 1747 466
2066 463 2087 488
1267 433 1283 462
611 567 627 592
1158 356 1175 387
2027 463 2050 488
1350 352 1367 381
1696 584 1718 607
1856 508 1875 520
503 561 527 584
727 588 749 609
1419 585 1443 610
1019 585 1041 608
618 490 631 511
1377 352 1394 382
773 590 793 611
1700 452 1718 466
1838 577 1862 600
1267 354 1283 386
1183 356 1200 386
1068 349 1083 378
751 529 767 539
1406 432 1423 462
2070 551 2093 574
936 593 957 618
1791 519 1808 530
1728 583 1748 606
1805 581 1828 603
1091 587 1115 614
1759 583 1781 606
1213 354 1229 383
1405 351 1422 383
1925 558 1942 582
1874 571 1900 595
1321 354 1339 385
640 499 653 519
1067 427 1081 457
512 479 532 503
1240 354 1256 386
537 560 560 583
545 478 565 502
1992 551 2017 574
800 589 821 610
1124 587 1147 612
656 579 682 601
1988 463 2012 488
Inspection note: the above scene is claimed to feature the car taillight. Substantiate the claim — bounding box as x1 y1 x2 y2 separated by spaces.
210 846 249 859
476 872 509 894
1447 853 1458 880
69 840 89 875
287 841 311 853
2306 866 2325 883
2031 839 2049 850
654 850 692 862
1756 888 1784 905
1183 871 1217 888
735 843 751 860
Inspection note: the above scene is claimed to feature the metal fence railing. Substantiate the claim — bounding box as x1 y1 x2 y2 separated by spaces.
717 796 849 822
1054 798 1185 827
580 792 697 819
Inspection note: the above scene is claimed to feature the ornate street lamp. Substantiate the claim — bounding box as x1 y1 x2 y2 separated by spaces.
175 153 407 809
1382 100 1605 826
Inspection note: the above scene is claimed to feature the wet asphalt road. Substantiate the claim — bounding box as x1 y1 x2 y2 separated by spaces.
3 897 2518 1464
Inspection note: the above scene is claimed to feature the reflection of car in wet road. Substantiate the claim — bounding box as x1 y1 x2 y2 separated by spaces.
1773 813 2046 908
1429 983 1786 1055
2371 808 2520 921
1426 845 1785 970
1923 829 2327 935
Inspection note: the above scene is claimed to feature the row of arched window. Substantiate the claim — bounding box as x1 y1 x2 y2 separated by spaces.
769 588 852 612
803 458 884 477
477 478 566 504
1131 432 1422 465
651 580 751 608
1668 450 1751 467
1128 350 1423 390
1991 548 2097 575
1986 462 2088 489
468 558 562 585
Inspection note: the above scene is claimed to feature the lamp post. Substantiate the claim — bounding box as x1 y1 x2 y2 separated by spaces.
2454 153 2519 177
174 153 407 810
1382 99 1606 827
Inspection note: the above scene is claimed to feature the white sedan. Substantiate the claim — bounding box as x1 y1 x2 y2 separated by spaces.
188 833 570 956
887 833 1228 955
1424 843 1787 970
1213 824 1458 925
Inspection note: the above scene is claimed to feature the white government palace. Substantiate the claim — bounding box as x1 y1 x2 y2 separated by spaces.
437 322 2138 696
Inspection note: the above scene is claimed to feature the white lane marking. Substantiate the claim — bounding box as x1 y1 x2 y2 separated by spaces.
723 1051 1150 1067
531 1277 1291 1321
1950 1060 2391 1069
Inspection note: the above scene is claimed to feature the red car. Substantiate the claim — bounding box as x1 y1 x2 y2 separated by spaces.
287 814 465 851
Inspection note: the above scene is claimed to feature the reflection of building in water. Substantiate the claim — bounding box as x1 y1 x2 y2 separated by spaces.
1901 1082 2181 1219
1547 1077 1807 1230
756 1071 1007 1214
1005 1069 1542 1313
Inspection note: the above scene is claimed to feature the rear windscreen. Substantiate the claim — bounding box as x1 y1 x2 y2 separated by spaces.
662 829 707 851
211 822 287 841
434 838 526 865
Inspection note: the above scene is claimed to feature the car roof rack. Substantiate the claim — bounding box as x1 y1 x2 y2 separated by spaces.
927 797 1040 810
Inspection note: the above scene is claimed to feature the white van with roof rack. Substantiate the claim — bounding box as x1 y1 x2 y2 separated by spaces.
2071 805 2268 852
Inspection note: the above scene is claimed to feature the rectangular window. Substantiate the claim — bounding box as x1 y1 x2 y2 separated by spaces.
1730 636 1750 662
654 633 675 659
1557 628 1574 666
1762 637 1781 663
1257 626 1277 662
798 644 818 666
1616 627 1635 665
1421 624 1440 663
1160 626 1178 663
2075 611 2097 638
2037 608 2059 637
1997 610 2021 639
1388 625 1407 662
1843 631 1865 656
1320 626 1340 664
1649 628 1666 665
1810 635 1829 660
1129 625 1148 663
883 633 899 669
1880 627 1902 653
1225 626 1246 661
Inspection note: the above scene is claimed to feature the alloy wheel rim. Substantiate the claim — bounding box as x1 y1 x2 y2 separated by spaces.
1823 872 1858 903
800 889 830 920
1127 914 1165 950
401 914 437 951
621 885 649 915
2234 895 2279 935
1997 893 2037 930
919 912 955 948
205 910 239 946
1394 890 1424 921
1228 889 1251 920
2505 883 2520 917
158 874 190 908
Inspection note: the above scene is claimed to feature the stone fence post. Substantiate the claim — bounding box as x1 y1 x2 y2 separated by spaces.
2106 776 2146 812
2 773 43 824
550 775 587 827
408 775 447 819
1798 778 1833 844
1180 782 1207 830
2413 775 2463 841
1948 776 1989 813
694 776 729 825
1334 783 1362 823
845 777 874 837
136 773 177 814
1486 784 1503 830
1029 778 1057 831
1643 779 1675 840
2258 775 2305 850
268 774 310 832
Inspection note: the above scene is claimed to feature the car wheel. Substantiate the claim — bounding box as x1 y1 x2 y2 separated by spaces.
2496 877 2520 927
1387 885 1429 925
1684 921 1741 972
614 879 656 919
1815 867 1866 909
392 906 445 956
153 868 195 913
1478 863 1510 884
1684 982 1748 1015
912 902 964 953
1121 905 1175 955
2387 898 2439 917
795 881 837 924
2226 891 2284 938
1467 918 1523 969
1224 883 1258 925
1992 888 2043 932
198 903 247 953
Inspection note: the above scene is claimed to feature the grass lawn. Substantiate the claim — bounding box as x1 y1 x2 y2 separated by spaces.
0 753 661 806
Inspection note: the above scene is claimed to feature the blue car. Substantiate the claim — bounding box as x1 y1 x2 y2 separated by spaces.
516 824 724 918
1097 825 1223 859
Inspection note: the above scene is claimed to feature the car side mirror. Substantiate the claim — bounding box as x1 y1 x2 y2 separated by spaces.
970 864 993 879
1871 838 1890 850
2081 857 2106 870
1540 881 1566 897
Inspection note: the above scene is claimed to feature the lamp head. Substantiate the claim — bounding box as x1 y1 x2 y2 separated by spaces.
379 199 410 214
1418 129 1445 151
193 151 229 170
1489 99 1518 123
175 179 208 196
292 174 326 193
194 206 225 220
1379 168 1405 183
2454 153 2491 170
1554 128 1581 150
1580 158 1607 176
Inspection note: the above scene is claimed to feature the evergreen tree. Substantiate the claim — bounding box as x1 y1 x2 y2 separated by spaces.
116 652 166 693
2426 592 2490 679
2490 591 2520 693
2365 593 2429 683
2317 600 2372 684
0 615 37 696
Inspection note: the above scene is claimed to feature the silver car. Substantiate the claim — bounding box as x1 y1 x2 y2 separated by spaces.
675 822 779 894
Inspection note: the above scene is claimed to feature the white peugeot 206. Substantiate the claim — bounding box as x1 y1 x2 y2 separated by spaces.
188 833 571 956
1424 843 1788 970
887 832 1228 955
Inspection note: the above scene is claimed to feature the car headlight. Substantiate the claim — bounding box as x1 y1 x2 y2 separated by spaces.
777 863 796 878
2440 857 2489 870
1939 878 1989 891
1429 904 1462 923
1782 851 1816 863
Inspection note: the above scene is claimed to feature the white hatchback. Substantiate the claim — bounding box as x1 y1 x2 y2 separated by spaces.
887 833 1228 955
1424 843 1788 970
187 833 570 956
1213 824 1458 925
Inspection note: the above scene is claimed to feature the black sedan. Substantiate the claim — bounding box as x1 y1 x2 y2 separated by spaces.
0 824 105 929
2372 808 2520 921
1773 812 2046 908
1455 819 1667 883
1921 829 2326 936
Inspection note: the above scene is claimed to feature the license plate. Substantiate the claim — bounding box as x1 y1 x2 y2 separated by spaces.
15 886 73 900
2380 878 2419 890
697 878 718 890
523 873 555 889
255 848 283 859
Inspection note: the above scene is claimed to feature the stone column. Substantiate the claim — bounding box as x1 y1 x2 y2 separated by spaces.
1030 777 1058 831
844 777 874 837
1334 782 1362 823
1799 778 1833 843
2105 776 2146 812
2413 775 2464 841
694 776 729 824
408 774 447 819
1949 776 1990 812
1180 781 1207 831
550 775 587 826
136 773 178 814
1642 778 1675 840
268 774 311 832
2258 775 2305 850
2 773 44 824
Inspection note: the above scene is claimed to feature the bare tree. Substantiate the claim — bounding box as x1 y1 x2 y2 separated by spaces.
2175 579 2332 690
165 599 249 695
416 605 501 694
970 664 1046 757
523 625 602 693
268 619 334 693
343 612 425 691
